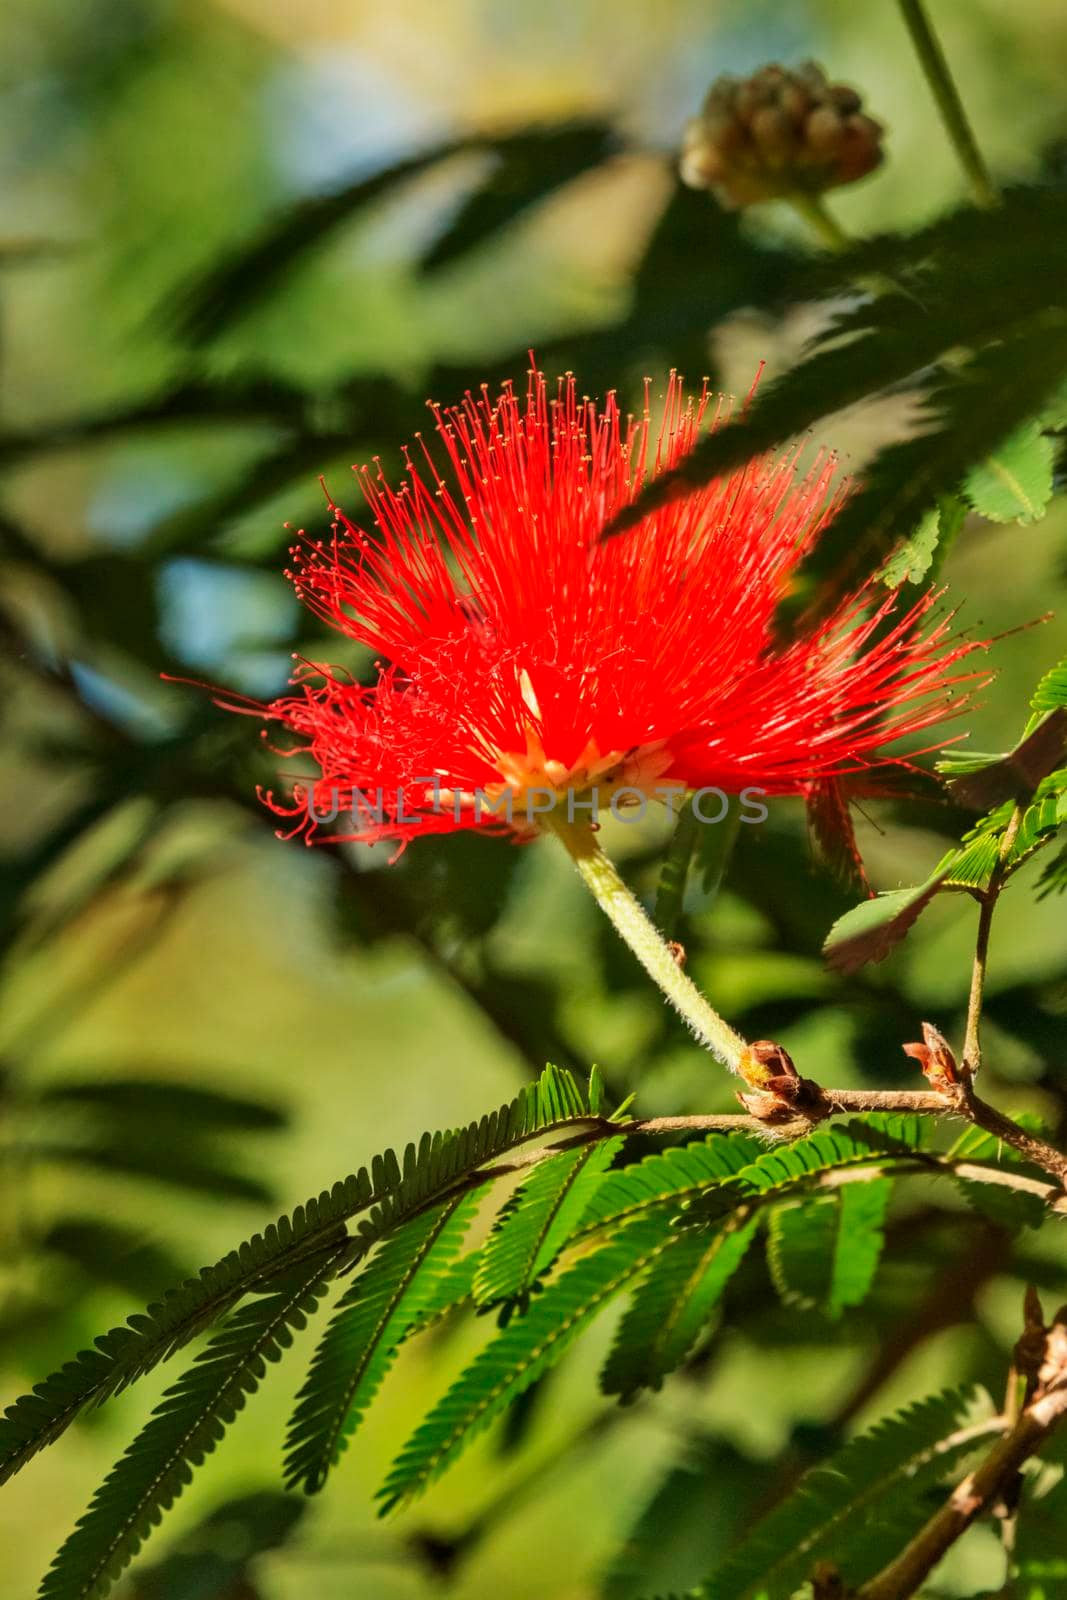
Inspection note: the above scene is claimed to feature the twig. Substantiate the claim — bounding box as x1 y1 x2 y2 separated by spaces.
480 1115 1067 1213
787 191 851 252
957 1080 1067 1188
963 805 1024 1073
856 1305 1067 1600
897 0 998 208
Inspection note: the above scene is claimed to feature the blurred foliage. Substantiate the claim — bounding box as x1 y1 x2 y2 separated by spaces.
2 0 1067 1597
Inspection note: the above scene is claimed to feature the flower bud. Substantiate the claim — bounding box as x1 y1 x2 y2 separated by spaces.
902 1021 959 1090
680 61 885 209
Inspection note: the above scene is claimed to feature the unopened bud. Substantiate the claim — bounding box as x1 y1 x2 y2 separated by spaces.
737 1041 821 1123
902 1022 959 1090
1014 1286 1047 1389
741 1039 799 1085
680 61 885 210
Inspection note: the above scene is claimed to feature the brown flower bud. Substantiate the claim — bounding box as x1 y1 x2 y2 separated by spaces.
737 1040 821 1123
751 106 795 162
805 106 846 158
680 61 885 209
741 1039 799 1086
902 1022 959 1090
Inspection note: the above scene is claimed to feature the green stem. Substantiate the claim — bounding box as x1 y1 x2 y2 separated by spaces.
897 0 998 208
786 190 850 252
542 814 750 1077
962 804 1023 1074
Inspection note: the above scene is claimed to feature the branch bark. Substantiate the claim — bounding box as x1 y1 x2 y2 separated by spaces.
856 1307 1067 1600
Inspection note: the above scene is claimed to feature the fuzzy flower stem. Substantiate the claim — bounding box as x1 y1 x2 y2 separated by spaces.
897 0 998 208
542 813 752 1079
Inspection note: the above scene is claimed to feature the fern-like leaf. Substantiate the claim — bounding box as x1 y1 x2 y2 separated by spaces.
786 316 1067 626
734 1116 921 1194
377 1211 678 1513
600 1214 758 1401
576 1133 764 1239
473 1137 623 1307
0 1064 594 1484
766 1178 891 1318
283 1191 481 1494
39 1244 345 1600
700 1385 998 1600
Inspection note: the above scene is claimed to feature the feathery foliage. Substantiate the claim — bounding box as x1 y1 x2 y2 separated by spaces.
377 1210 680 1513
600 1215 759 1401
825 658 1067 972
39 1246 345 1600
473 1137 624 1309
699 1386 999 1599
577 1133 764 1237
283 1191 482 1494
785 315 1067 623
0 1064 596 1485
766 1177 891 1317
170 121 617 341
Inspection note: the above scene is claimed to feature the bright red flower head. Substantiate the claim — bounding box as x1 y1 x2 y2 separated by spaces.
235 365 988 851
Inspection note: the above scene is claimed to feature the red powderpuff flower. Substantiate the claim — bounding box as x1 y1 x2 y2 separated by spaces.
227 365 989 853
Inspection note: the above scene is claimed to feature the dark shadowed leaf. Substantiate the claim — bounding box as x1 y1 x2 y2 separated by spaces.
39 1078 288 1132
939 708 1067 810
417 120 618 275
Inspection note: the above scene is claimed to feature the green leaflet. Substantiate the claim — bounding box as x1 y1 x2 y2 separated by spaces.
473 1137 624 1307
766 1178 891 1318
880 493 967 588
964 419 1055 524
822 875 950 975
604 218 1067 545
699 1386 999 1600
787 184 1067 298
0 1063 595 1486
735 1115 923 1191
284 1191 482 1494
577 1133 764 1237
941 776 1067 891
378 1119 933 1510
377 1210 679 1513
824 665 1067 974
600 1215 759 1400
38 1246 345 1600
940 710 1067 812
1032 654 1067 715
417 121 618 275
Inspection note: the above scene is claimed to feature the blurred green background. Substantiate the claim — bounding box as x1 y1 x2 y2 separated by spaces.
2 0 1067 1594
